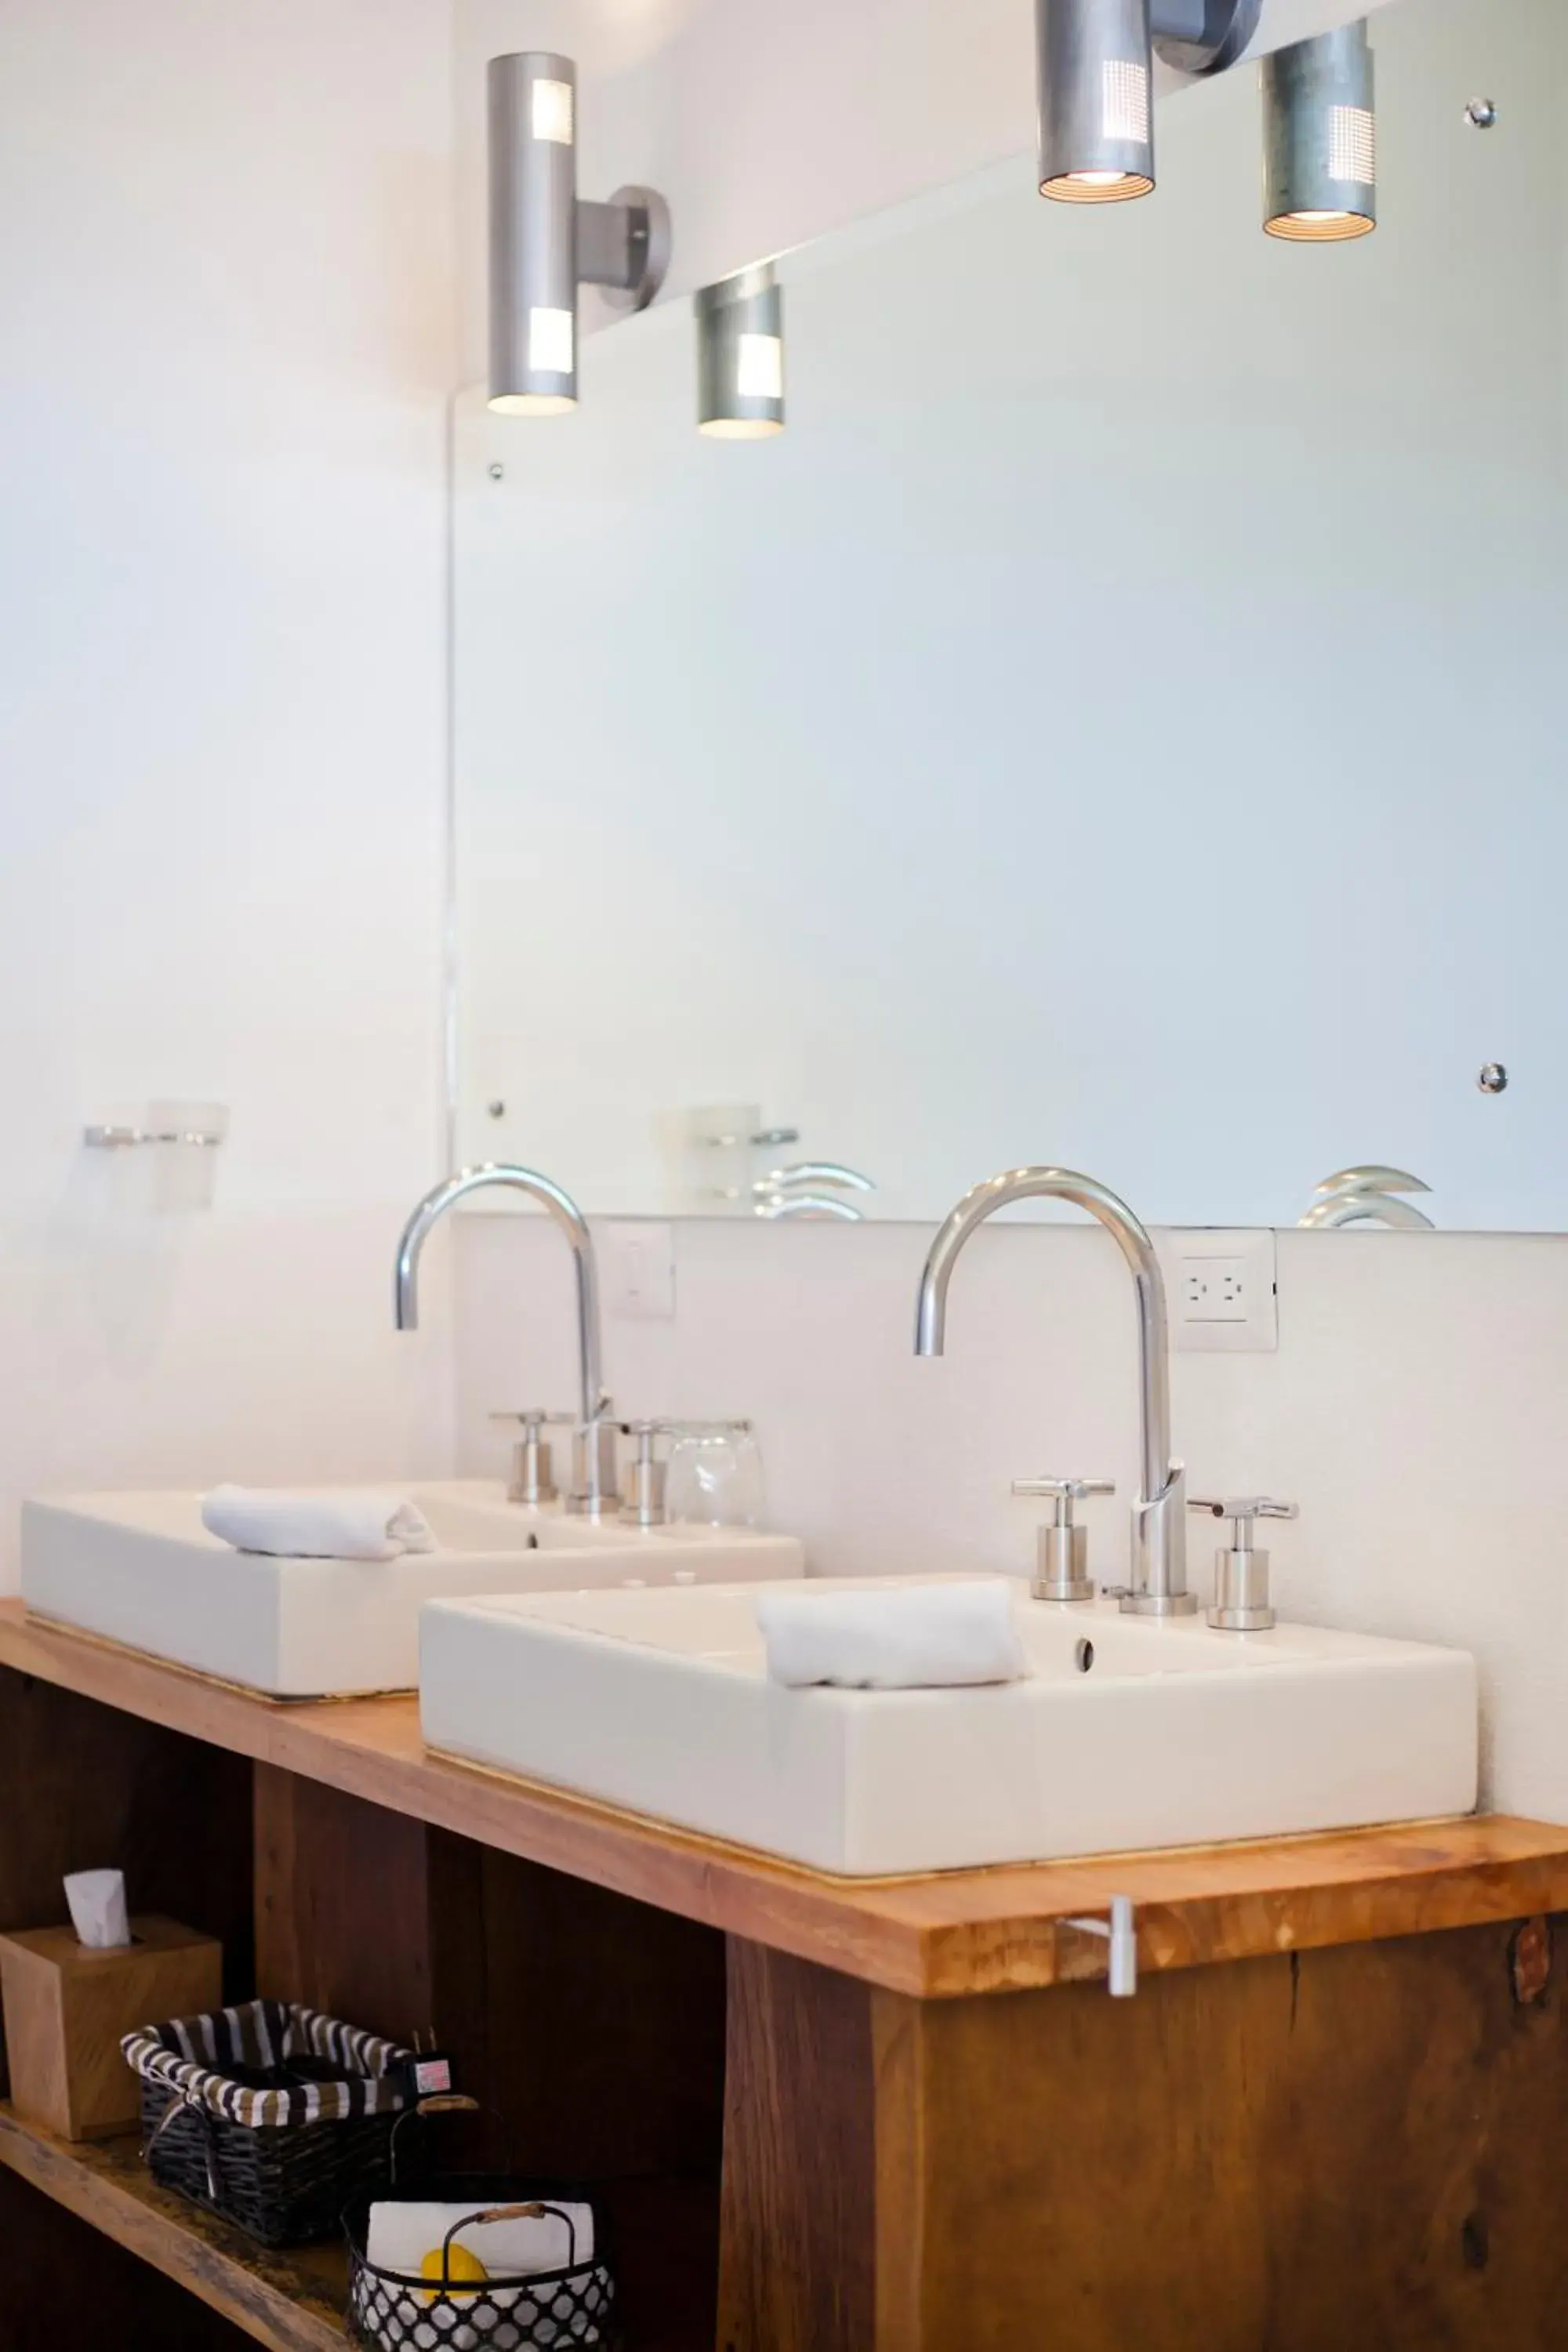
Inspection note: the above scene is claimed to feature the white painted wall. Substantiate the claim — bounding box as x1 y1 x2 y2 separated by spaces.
454 1213 1568 1823
0 0 460 1585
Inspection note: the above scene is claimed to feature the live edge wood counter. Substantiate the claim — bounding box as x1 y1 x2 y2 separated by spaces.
1 1602 1563 2001
6 1600 1568 2352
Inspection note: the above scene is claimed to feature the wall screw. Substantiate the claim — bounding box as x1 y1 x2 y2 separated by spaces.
1464 98 1497 129
487 1100 506 1119
487 462 505 481
1478 1063 1508 1094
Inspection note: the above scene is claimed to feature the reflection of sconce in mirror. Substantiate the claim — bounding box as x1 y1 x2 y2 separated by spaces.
1035 0 1260 207
754 1163 876 1222
696 266 785 439
486 52 670 416
84 1102 228 1211
669 1108 874 1218
1299 1165 1434 1229
1263 21 1377 243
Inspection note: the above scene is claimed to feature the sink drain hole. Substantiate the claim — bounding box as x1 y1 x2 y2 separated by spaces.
1075 1639 1095 1673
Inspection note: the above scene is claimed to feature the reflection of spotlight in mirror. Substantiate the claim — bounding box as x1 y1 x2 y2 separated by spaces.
697 267 785 438
1264 23 1377 242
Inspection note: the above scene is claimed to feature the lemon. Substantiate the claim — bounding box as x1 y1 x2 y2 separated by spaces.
419 2242 488 2303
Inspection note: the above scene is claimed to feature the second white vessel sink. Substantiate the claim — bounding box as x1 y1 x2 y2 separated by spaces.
20 1481 804 1698
419 1578 1479 1875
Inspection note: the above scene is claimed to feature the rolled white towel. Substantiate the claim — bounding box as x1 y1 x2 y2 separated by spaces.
200 1486 437 1563
756 1579 1029 1690
366 2197 594 2280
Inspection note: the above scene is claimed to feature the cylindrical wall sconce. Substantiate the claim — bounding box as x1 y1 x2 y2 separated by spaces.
1036 0 1156 203
696 267 785 438
1263 22 1377 241
488 53 579 412
488 52 671 414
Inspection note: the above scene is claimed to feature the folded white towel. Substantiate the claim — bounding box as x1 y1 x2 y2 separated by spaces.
366 2197 595 2279
756 1579 1029 1690
200 1486 437 1563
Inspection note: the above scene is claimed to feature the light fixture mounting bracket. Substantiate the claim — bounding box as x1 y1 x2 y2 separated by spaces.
1150 0 1261 77
579 185 672 314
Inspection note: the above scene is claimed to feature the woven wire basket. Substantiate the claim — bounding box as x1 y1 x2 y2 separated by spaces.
345 2107 619 2351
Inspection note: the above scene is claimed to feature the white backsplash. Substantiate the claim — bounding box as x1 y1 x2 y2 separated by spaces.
455 1214 1568 1824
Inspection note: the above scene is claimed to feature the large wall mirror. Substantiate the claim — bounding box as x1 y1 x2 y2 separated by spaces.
453 0 1564 1229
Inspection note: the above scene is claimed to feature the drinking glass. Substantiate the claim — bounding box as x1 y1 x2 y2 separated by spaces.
663 1421 765 1530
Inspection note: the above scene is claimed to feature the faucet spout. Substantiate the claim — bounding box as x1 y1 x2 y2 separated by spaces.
395 1162 615 1510
915 1166 1192 1615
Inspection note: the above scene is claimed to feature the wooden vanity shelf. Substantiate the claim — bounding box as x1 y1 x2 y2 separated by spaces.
1 1595 1566 2351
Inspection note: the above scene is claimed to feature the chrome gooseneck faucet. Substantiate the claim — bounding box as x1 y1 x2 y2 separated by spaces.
394 1163 619 1516
914 1167 1194 1617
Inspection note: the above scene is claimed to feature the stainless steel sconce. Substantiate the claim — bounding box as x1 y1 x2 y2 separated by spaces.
1263 21 1377 241
1035 0 1261 203
488 53 671 414
696 266 785 438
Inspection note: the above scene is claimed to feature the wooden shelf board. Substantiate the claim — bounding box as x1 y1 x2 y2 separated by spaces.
0 2103 346 2350
4 1601 1566 1999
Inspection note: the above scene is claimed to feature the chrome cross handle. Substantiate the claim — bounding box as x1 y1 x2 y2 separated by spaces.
1188 1497 1299 1631
491 1410 576 1507
1014 1476 1117 1508
1189 1496 1298 1542
1012 1478 1116 1603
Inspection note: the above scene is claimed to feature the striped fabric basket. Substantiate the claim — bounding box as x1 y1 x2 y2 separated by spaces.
122 2000 416 2247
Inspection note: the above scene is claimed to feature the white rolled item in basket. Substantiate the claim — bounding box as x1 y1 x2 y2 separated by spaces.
366 2199 595 2279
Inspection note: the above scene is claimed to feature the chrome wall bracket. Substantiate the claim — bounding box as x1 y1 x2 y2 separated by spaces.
85 1123 223 1149
1061 1897 1139 1996
581 187 672 314
1150 0 1262 78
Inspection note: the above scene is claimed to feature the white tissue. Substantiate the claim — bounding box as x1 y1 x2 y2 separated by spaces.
756 1579 1030 1690
64 1868 131 1951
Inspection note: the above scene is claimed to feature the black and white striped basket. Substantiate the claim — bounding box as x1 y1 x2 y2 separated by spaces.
122 2000 416 2247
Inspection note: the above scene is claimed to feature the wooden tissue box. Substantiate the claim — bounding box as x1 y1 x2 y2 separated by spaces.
0 1915 221 2142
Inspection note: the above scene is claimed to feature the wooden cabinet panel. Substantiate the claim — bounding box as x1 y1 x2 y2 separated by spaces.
718 1919 1568 2351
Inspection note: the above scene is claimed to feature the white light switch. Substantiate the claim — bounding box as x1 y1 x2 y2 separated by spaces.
604 1221 677 1320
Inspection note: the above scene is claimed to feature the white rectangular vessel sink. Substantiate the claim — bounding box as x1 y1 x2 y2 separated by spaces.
20 1481 804 1699
419 1579 1478 1876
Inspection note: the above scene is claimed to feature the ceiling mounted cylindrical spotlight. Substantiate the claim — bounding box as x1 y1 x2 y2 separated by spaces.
487 51 671 416
696 267 784 439
1036 0 1155 202
1263 21 1377 242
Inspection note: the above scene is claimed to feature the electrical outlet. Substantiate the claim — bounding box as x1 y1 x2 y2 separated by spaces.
1163 1230 1277 1352
1181 1258 1250 1321
604 1221 676 1320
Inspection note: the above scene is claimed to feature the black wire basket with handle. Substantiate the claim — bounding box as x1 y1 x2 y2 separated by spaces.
343 2100 619 2350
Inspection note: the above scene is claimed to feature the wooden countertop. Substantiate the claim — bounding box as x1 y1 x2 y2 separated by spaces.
2 1601 1565 2000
